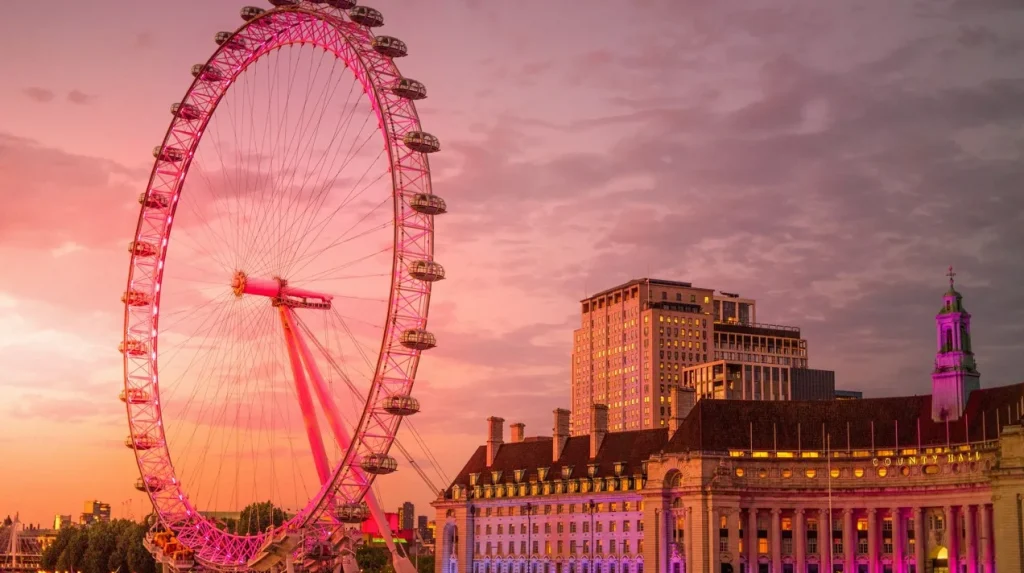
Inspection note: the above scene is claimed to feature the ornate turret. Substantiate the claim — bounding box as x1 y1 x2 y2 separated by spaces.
931 266 980 421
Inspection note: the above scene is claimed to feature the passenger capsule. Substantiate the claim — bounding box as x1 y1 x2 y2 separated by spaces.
215 31 247 51
139 192 172 210
191 64 225 82
335 502 370 523
119 339 150 357
119 388 153 404
403 131 440 153
122 290 152 307
268 0 298 5
349 6 384 27
383 394 420 416
153 146 185 162
372 36 407 58
135 476 165 492
391 78 427 100
171 102 202 120
359 453 398 475
129 240 158 257
399 329 436 350
125 433 160 450
241 6 266 20
409 193 447 215
326 0 357 8
408 260 445 282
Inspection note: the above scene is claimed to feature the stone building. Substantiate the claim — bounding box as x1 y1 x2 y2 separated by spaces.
435 279 1024 573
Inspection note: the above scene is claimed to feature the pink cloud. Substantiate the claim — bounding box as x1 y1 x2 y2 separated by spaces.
22 87 54 103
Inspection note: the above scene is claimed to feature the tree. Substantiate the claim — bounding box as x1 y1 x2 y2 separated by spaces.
237 501 287 536
41 527 77 571
415 553 435 573
3 515 11 526
356 545 392 573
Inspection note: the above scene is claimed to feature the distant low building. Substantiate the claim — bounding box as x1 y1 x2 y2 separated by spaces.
835 389 864 400
80 501 110 525
790 368 837 400
53 514 72 530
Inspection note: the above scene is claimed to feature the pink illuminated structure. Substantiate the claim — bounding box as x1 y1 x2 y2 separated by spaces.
120 2 446 572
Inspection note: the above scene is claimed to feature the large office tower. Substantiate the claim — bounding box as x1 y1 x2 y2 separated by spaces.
398 501 414 531
571 278 715 435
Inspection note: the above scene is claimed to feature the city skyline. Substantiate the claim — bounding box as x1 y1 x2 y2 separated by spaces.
2 0 1024 528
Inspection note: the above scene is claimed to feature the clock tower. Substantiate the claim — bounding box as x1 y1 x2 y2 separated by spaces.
931 267 981 421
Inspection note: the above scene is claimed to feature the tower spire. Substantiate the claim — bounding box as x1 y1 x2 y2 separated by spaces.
931 267 980 422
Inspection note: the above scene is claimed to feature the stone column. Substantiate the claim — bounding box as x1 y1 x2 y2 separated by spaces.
707 506 720 573
685 506 694 573
771 508 781 573
728 509 742 568
945 505 959 570
843 508 855 573
979 503 993 573
747 508 758 573
965 504 977 573
866 508 877 573
794 509 806 573
891 507 903 571
820 508 831 568
913 507 925 573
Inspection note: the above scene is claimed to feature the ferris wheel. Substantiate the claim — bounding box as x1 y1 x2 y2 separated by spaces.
119 2 445 572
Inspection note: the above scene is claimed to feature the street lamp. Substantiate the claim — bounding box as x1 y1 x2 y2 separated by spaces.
521 502 534 573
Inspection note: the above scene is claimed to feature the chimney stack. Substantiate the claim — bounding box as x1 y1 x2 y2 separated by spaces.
670 386 696 434
552 408 570 462
590 404 609 459
486 416 505 467
510 423 526 443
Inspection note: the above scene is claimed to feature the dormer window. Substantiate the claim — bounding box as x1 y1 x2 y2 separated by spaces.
491 470 503 483
613 462 625 476
514 469 525 483
561 465 574 479
588 464 599 478
469 473 480 486
538 467 549 481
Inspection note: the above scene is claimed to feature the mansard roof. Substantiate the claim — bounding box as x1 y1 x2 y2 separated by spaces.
665 381 1024 454
447 428 670 489
443 382 1024 493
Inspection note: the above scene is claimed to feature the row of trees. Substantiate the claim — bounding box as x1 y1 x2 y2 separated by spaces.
40 520 156 573
37 502 434 573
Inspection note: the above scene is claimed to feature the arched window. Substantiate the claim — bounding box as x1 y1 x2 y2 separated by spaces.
944 328 953 351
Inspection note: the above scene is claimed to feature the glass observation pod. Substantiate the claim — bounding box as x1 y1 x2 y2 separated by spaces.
119 338 150 357
348 6 384 27
408 260 446 282
139 191 172 210
122 290 152 307
382 394 420 416
336 502 370 523
403 131 441 153
153 146 185 162
268 0 298 6
391 78 427 100
325 0 357 8
372 36 407 58
191 64 225 82
125 433 161 450
359 453 398 475
171 102 203 120
129 240 158 257
409 193 447 215
240 6 266 21
215 31 247 51
135 476 166 492
119 388 153 404
399 328 436 350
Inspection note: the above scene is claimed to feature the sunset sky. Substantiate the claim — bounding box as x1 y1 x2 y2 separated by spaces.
2 0 1024 527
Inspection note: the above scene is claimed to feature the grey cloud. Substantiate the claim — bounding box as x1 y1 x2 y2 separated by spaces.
22 87 54 103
